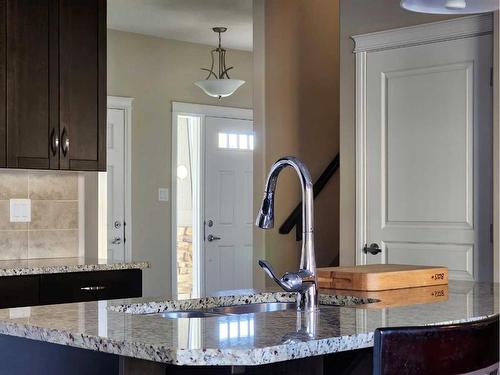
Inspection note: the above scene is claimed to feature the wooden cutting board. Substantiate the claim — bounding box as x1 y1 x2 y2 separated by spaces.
317 264 448 291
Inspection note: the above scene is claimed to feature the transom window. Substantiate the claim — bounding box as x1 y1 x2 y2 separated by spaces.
218 132 254 150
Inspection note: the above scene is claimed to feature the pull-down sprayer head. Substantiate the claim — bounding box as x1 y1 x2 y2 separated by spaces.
255 192 275 229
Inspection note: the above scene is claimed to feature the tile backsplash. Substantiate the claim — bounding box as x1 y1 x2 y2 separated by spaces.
0 170 81 260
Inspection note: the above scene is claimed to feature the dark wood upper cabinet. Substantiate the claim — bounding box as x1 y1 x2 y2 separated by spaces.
0 0 106 171
59 0 106 171
6 0 58 169
0 1 6 167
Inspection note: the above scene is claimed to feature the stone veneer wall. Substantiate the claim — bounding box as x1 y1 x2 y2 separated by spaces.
176 226 192 296
0 170 80 260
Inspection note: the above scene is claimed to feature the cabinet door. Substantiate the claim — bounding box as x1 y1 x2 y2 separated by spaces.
0 1 5 167
6 0 59 169
59 0 106 171
0 275 39 308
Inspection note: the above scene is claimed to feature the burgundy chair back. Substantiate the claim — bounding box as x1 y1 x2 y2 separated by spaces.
373 314 499 375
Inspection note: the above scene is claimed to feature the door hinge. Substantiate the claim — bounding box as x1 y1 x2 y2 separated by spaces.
490 67 494 87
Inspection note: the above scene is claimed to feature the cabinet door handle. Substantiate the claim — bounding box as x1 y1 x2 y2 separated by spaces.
61 127 69 156
50 128 59 156
80 286 106 291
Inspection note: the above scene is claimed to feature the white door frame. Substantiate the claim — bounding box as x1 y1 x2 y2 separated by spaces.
353 14 494 268
103 96 133 262
171 102 253 299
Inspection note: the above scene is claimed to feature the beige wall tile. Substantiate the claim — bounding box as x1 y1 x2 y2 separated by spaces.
0 201 28 230
29 172 78 200
28 230 79 258
0 170 82 260
0 231 28 260
30 201 78 230
0 171 29 199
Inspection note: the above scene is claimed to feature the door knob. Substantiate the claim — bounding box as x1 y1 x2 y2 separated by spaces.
363 243 381 255
207 234 221 242
111 237 122 245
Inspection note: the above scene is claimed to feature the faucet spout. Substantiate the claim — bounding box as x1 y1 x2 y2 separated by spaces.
256 156 318 311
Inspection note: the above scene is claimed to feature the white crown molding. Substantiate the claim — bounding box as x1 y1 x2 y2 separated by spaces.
108 95 134 109
352 14 493 53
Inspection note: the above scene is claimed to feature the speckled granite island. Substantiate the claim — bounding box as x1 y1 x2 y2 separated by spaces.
0 281 496 374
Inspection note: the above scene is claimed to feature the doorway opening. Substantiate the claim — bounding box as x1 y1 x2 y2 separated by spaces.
171 102 254 300
98 96 133 262
174 114 202 300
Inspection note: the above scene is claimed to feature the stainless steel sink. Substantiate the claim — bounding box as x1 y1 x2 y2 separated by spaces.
208 302 296 315
151 302 297 319
155 310 224 319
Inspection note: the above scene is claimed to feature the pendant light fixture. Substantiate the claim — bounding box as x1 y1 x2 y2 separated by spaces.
194 27 245 99
400 0 498 14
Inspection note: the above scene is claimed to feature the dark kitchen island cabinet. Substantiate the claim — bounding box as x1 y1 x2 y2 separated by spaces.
0 269 142 308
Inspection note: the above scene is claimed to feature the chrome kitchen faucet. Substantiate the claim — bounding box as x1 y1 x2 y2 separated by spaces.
256 156 319 312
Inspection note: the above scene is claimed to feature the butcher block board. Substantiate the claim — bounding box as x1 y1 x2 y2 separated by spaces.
317 264 448 291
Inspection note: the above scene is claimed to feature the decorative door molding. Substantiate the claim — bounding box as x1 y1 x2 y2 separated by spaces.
352 14 492 53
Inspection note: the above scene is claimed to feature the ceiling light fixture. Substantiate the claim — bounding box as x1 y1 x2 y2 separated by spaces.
400 0 498 14
195 27 245 99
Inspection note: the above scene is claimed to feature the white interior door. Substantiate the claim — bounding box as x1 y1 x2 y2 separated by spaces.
204 116 253 295
107 108 126 262
362 35 492 281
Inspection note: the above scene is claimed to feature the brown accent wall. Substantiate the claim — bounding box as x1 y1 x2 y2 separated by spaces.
255 0 340 282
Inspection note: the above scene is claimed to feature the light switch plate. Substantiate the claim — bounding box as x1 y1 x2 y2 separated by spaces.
10 199 31 222
158 188 169 202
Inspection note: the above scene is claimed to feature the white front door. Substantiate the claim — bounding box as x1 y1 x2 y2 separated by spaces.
204 116 254 295
361 35 492 281
107 108 126 262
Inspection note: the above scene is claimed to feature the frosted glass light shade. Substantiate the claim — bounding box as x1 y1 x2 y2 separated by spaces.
194 79 245 98
401 0 498 14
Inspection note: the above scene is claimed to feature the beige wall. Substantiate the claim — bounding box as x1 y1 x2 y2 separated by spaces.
107 30 253 297
0 170 81 260
339 0 456 266
254 0 340 282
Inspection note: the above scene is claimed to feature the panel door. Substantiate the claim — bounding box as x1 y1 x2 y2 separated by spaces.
5 0 59 169
59 0 106 171
363 35 492 281
107 108 126 262
204 116 253 295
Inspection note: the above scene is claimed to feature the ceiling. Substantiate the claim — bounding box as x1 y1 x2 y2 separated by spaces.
107 0 253 51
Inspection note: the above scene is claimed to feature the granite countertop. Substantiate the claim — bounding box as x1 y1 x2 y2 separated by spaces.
0 281 496 366
0 257 150 276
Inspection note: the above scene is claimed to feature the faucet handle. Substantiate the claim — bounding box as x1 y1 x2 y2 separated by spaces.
258 260 315 293
258 260 295 292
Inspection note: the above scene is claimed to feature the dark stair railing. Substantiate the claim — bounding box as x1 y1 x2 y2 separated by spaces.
279 153 340 241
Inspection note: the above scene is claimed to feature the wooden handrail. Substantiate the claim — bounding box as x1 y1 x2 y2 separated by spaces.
278 153 340 240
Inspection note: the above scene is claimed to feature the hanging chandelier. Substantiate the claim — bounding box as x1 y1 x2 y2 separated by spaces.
194 27 245 99
400 0 499 14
